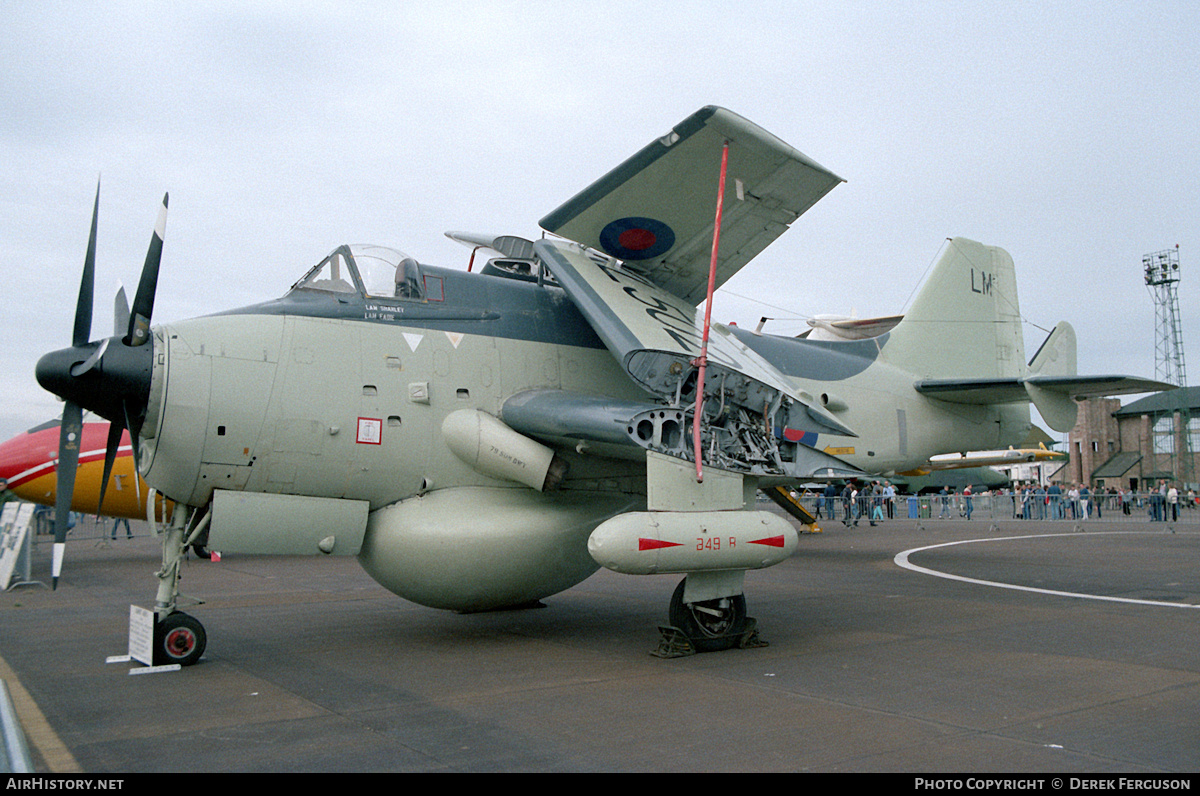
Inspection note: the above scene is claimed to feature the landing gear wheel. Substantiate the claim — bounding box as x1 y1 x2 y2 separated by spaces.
154 611 207 667
190 543 211 560
668 579 747 653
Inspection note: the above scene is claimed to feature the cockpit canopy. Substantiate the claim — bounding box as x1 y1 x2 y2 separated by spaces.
293 245 430 300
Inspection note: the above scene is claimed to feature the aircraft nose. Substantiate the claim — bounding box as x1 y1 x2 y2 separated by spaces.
35 336 154 425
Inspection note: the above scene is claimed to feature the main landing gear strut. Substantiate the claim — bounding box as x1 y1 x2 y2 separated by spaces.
653 578 766 658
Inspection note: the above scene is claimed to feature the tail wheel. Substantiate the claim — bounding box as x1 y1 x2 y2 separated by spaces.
668 579 747 653
154 611 207 666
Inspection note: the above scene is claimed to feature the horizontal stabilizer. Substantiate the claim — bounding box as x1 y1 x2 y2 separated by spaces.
915 374 1175 432
540 106 843 305
1024 374 1176 397
914 375 1172 404
912 378 1029 405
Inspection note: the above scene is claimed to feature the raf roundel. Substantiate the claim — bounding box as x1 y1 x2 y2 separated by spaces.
599 217 676 261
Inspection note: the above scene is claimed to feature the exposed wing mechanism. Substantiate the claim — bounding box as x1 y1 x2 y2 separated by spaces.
502 388 865 480
527 107 855 479
532 239 861 479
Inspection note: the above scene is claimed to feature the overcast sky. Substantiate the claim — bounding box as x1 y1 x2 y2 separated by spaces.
3 1 1197 444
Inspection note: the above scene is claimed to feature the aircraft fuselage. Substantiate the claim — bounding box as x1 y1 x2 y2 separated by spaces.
138 258 1029 514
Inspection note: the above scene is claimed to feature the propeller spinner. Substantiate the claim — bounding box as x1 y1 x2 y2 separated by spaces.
35 186 167 588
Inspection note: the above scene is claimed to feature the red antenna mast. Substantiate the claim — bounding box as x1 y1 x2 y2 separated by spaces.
692 141 730 482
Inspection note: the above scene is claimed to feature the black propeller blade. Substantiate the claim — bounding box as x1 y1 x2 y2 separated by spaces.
95 418 125 522
51 402 82 589
38 186 168 588
50 183 101 588
73 185 99 349
127 194 167 347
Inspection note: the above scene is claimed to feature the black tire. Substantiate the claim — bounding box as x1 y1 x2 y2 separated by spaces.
191 543 212 560
154 611 207 667
668 578 747 653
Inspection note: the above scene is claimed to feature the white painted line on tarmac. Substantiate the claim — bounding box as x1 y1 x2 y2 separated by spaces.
894 531 1200 609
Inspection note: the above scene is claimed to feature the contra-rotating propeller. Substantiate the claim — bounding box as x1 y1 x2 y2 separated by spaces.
35 183 168 588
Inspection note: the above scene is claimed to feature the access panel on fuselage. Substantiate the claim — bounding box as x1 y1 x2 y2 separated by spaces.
259 316 366 501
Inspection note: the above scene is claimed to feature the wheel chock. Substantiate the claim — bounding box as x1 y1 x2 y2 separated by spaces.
736 618 768 649
652 626 697 658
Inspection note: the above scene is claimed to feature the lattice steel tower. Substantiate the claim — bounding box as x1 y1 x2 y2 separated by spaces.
1143 246 1193 486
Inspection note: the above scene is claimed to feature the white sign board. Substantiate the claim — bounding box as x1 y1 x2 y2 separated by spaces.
128 605 155 666
0 503 35 590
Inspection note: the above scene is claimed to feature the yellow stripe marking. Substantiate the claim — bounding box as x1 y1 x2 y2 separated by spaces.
0 651 82 772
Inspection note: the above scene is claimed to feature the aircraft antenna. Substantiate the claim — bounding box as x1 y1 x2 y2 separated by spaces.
899 239 950 314
692 141 730 482
1143 245 1194 488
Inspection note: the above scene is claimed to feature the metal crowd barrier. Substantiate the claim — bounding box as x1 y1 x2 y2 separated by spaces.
18 508 141 542
0 680 32 773
795 491 1200 527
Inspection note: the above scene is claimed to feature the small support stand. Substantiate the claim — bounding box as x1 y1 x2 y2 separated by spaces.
652 617 767 658
736 618 768 650
652 626 695 658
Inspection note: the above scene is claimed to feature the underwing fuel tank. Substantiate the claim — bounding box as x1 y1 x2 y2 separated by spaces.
587 510 797 576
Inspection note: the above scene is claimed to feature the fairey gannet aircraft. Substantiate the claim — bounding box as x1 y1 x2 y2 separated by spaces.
33 106 1167 664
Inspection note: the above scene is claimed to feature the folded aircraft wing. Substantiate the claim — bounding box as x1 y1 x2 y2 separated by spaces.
535 239 853 437
539 106 844 305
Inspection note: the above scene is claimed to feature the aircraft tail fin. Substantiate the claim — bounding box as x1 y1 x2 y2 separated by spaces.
882 237 1025 380
1027 321 1077 378
1023 321 1079 430
894 245 1170 432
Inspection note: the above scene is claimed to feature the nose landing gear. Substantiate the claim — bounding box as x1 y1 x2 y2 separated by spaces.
148 502 210 667
154 611 207 667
